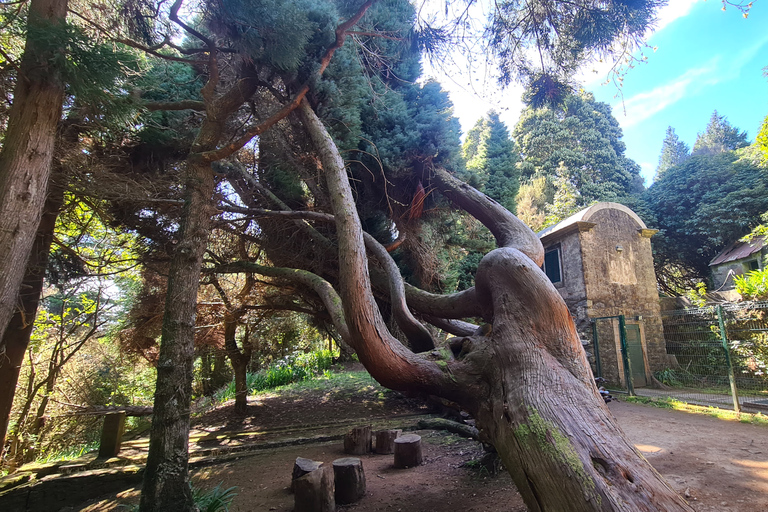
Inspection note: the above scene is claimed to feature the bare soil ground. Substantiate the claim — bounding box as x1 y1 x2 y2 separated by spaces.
72 369 768 512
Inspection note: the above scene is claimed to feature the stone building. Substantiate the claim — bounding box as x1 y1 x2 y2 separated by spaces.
538 202 667 387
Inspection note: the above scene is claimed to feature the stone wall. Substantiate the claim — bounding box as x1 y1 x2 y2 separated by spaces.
578 208 667 374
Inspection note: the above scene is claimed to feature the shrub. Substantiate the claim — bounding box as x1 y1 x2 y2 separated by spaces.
734 269 768 301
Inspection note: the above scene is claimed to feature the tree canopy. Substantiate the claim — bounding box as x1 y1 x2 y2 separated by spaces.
645 149 768 293
0 0 717 510
656 126 690 181
691 110 750 156
462 110 520 214
513 90 644 229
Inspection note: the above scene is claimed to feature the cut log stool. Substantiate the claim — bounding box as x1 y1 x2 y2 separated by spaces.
332 457 366 505
374 429 400 455
393 434 423 468
292 457 324 492
294 463 335 512
343 425 372 455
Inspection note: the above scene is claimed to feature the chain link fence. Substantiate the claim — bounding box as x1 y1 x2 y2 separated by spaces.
591 304 768 413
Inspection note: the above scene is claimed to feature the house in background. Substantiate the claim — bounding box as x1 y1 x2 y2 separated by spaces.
709 236 767 300
538 202 668 387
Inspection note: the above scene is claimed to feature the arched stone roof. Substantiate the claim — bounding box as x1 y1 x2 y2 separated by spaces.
538 202 648 239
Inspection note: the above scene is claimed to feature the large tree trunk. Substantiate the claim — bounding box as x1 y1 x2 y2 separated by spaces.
139 155 215 512
0 180 63 456
298 101 693 511
0 0 67 345
465 247 689 510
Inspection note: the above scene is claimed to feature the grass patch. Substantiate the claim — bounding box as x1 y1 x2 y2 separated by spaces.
214 350 334 403
258 369 391 402
422 430 465 446
122 481 237 512
35 440 100 464
625 396 768 426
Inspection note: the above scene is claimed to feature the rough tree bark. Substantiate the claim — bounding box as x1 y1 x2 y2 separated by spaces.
298 101 694 511
140 2 375 509
0 0 68 348
139 155 215 512
0 178 64 457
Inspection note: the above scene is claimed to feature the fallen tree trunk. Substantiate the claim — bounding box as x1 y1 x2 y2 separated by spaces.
63 406 154 417
417 418 479 440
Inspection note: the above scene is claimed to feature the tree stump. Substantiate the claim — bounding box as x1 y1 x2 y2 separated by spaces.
343 425 371 455
291 457 324 492
374 429 400 454
332 457 366 505
393 434 422 468
294 464 335 512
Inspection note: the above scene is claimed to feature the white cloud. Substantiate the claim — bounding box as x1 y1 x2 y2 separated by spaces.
654 0 700 32
615 30 768 129
615 59 720 128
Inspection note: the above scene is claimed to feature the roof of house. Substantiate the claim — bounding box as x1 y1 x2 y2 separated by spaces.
709 236 766 267
537 202 649 240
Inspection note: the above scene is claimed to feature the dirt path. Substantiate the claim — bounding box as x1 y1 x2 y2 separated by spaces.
610 401 768 512
70 391 768 512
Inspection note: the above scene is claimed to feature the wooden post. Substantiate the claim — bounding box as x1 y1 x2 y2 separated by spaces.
294 465 335 512
343 425 371 455
374 429 400 454
291 457 323 492
98 412 126 459
332 457 366 505
393 434 422 468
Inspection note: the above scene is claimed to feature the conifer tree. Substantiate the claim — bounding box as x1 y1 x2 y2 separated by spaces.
655 126 690 180
463 111 520 213
692 110 749 156
512 90 643 226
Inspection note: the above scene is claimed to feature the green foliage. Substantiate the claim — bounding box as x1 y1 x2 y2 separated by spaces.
513 90 643 227
215 349 334 402
132 60 204 152
686 282 709 308
655 126 690 181
209 0 336 74
516 175 554 231
456 252 484 291
645 150 768 284
27 20 139 116
756 114 768 167
692 111 750 156
734 269 768 301
125 482 238 512
34 440 100 464
488 0 660 101
192 482 239 512
653 368 685 388
462 111 520 213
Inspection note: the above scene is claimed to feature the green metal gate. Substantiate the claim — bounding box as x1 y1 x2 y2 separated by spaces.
591 315 640 395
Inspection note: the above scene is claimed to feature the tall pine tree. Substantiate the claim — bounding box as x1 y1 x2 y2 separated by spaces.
692 110 749 156
655 126 690 180
462 110 520 213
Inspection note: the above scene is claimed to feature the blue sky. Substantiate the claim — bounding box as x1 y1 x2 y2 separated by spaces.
431 0 768 186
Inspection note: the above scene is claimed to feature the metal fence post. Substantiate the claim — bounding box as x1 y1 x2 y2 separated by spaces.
716 305 741 412
618 315 635 396
591 320 602 378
